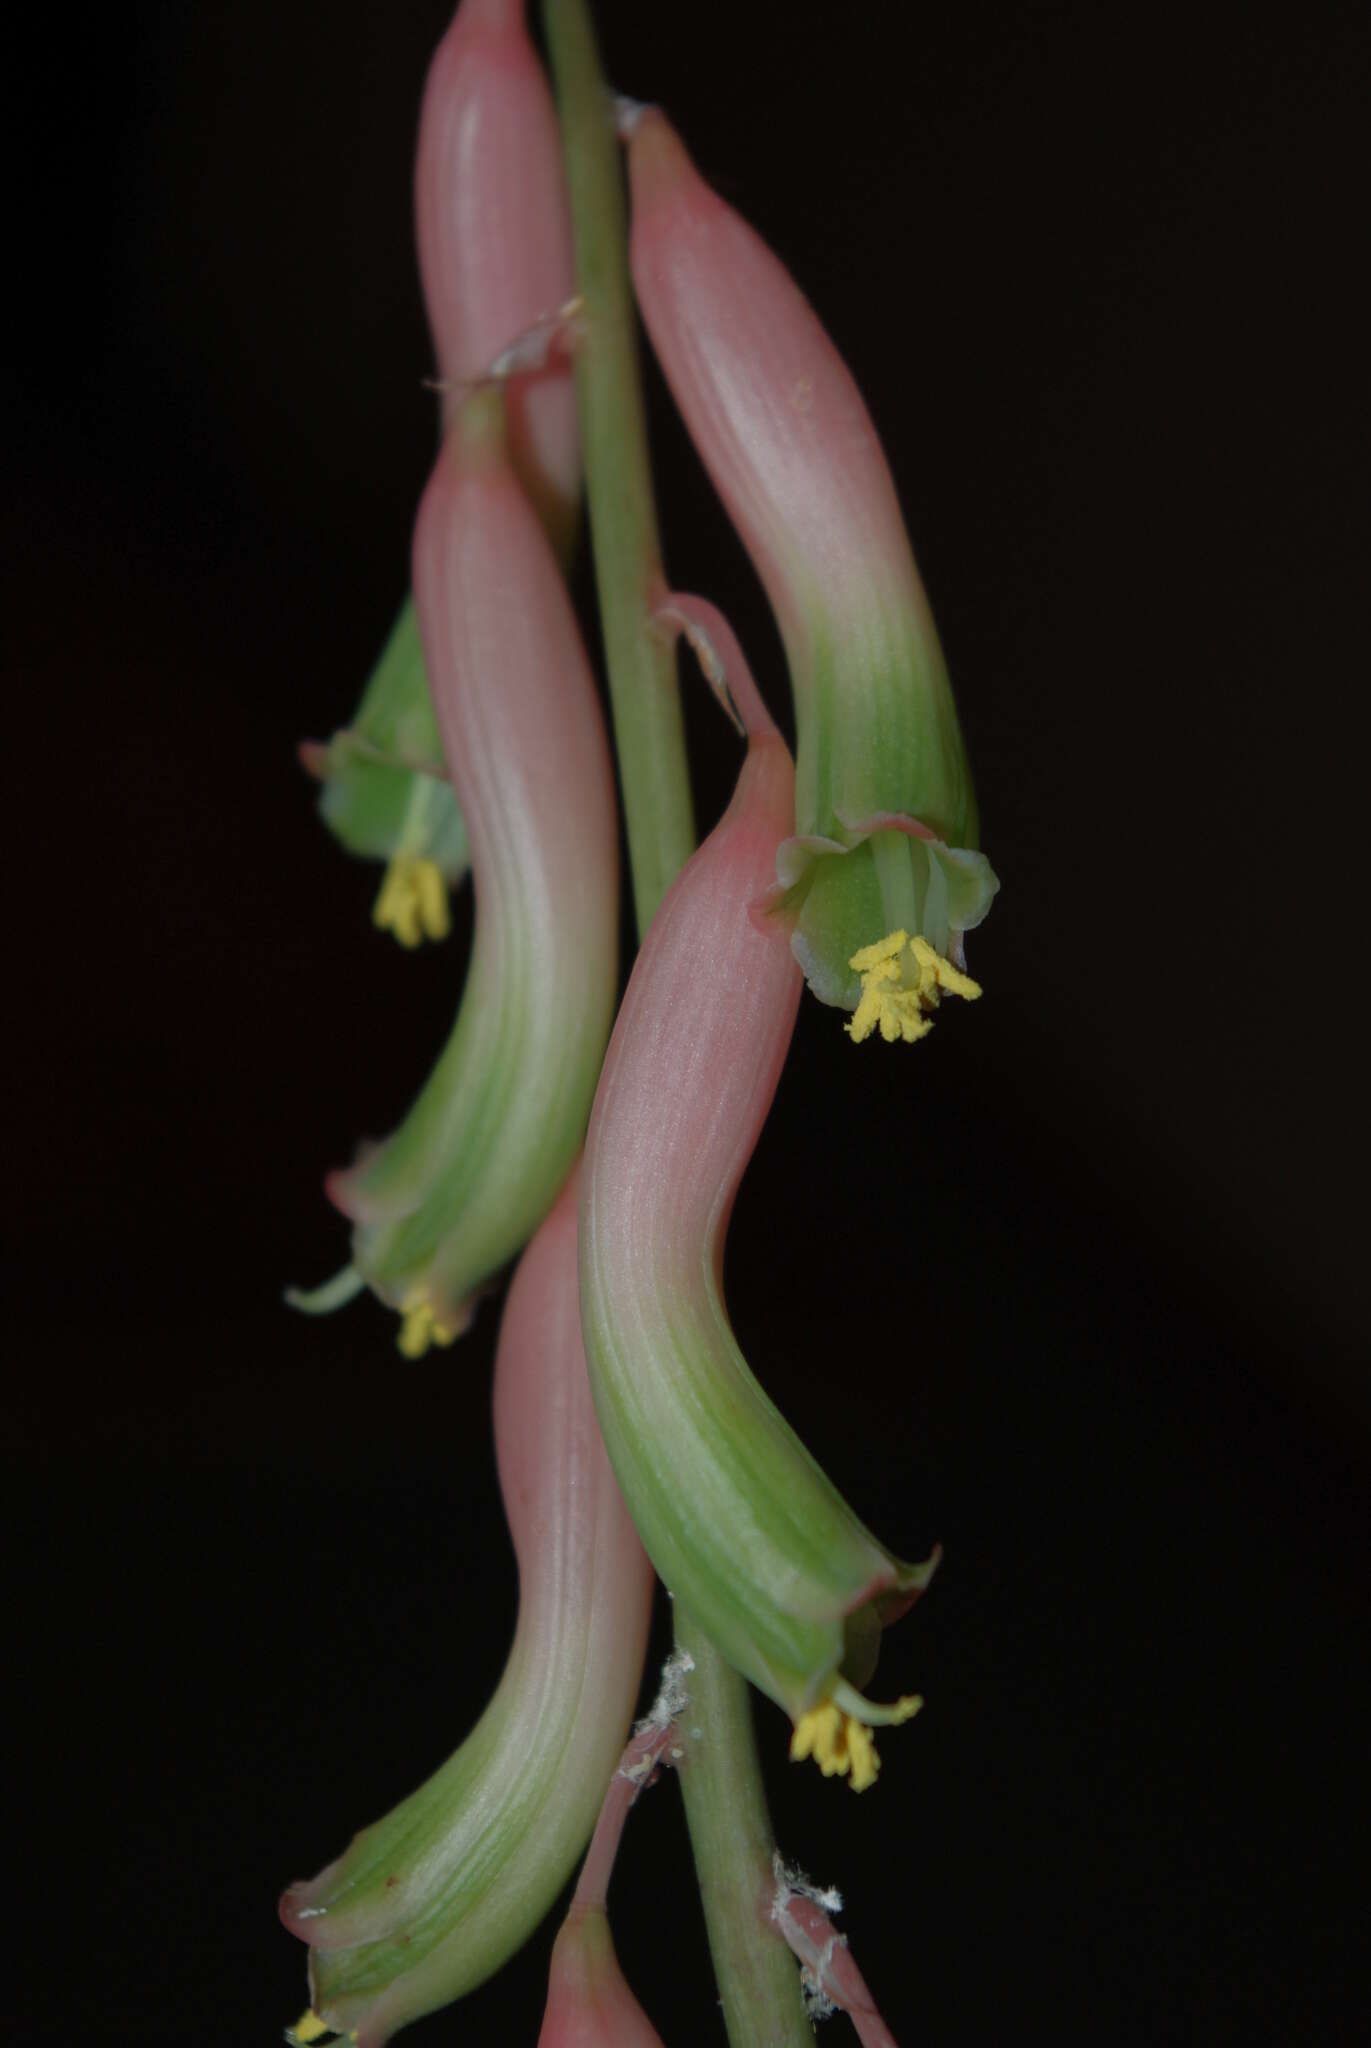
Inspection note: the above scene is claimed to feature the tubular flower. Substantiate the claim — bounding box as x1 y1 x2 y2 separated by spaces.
627 110 998 1033
579 598 938 1786
281 1171 655 2047
300 602 468 948
305 0 579 940
291 389 618 1347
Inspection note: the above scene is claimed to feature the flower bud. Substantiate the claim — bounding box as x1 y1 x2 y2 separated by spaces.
282 1171 655 2046
291 391 617 1349
579 602 936 1787
306 0 580 940
627 111 998 1037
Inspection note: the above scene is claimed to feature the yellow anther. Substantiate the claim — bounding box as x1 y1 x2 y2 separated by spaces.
848 929 907 974
845 927 981 1045
845 1718 880 1793
909 932 981 1001
396 1297 462 1359
373 855 451 948
790 1701 849 1776
790 1692 923 1793
287 2012 331 2045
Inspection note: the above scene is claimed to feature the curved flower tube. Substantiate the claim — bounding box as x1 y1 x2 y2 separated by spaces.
579 599 937 1787
291 389 617 1348
416 0 579 548
627 110 998 1033
281 1170 655 2047
306 0 579 940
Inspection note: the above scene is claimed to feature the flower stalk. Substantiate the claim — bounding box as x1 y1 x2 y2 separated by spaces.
541 0 693 935
543 8 813 2042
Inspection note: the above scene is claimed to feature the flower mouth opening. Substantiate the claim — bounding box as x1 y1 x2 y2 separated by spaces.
767 817 998 1023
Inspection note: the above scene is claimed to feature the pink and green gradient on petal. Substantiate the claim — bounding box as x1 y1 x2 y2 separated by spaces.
416 0 579 551
579 609 936 1781
281 1171 654 2047
290 389 617 1349
307 0 580 930
627 110 998 1023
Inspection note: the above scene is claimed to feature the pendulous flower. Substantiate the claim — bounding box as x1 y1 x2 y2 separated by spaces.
300 602 468 949
282 1170 655 2046
579 598 938 1789
305 0 579 945
290 388 617 1350
627 109 998 1038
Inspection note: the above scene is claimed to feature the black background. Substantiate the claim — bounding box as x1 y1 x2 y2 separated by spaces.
6 2 1367 2043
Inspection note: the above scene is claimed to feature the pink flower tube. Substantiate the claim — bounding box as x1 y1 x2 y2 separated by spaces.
282 1171 655 2046
416 0 579 548
308 0 580 944
290 388 617 1350
580 600 936 1789
628 111 997 1038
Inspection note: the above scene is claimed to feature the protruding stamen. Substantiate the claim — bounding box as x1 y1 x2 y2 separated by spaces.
373 854 451 948
396 1296 463 1359
790 1688 922 1792
845 927 981 1044
285 2010 332 2045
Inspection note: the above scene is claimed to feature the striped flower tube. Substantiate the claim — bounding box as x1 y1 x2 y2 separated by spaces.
282 1170 654 2045
291 388 616 1350
580 599 938 1791
627 110 998 1043
306 0 579 944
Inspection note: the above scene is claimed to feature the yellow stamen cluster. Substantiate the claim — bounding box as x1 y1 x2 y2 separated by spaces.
789 1694 923 1793
373 854 451 948
396 1297 463 1359
287 2012 355 2047
845 928 981 1045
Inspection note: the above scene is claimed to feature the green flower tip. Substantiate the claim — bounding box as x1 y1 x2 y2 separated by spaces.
302 596 470 943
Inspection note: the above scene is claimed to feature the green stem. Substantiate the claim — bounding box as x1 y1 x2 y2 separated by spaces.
543 6 811 2042
542 0 693 933
674 1606 815 2047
